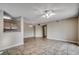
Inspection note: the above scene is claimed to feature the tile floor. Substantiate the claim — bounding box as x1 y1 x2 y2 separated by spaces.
1 38 79 55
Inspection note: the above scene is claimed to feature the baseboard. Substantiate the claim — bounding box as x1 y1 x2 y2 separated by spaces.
0 43 24 51
24 37 43 39
47 38 78 44
24 36 34 38
24 37 35 39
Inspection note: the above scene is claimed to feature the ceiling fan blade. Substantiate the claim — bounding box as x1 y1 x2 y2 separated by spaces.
33 7 44 14
34 13 45 19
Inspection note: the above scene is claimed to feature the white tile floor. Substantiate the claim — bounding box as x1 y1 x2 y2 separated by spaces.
2 38 79 55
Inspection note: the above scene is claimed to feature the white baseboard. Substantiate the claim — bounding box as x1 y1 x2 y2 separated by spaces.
47 38 77 44
24 36 34 38
0 43 24 51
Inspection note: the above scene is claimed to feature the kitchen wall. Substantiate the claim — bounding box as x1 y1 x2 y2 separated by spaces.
47 17 78 43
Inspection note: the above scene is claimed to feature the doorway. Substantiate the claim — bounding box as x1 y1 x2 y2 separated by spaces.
42 25 47 38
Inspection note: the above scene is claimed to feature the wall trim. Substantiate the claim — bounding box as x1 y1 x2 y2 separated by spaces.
24 36 34 38
0 43 24 51
47 38 77 44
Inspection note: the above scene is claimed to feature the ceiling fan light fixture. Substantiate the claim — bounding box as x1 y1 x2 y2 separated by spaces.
50 12 56 16
42 10 56 18
42 14 46 18
42 12 56 18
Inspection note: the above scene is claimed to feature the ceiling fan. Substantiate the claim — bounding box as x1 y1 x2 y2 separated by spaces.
34 8 60 19
41 9 56 18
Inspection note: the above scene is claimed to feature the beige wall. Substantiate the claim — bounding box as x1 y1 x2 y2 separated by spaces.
78 16 79 44
47 17 78 43
0 10 3 33
24 23 43 38
0 10 3 51
24 23 34 38
35 25 42 37
0 14 24 51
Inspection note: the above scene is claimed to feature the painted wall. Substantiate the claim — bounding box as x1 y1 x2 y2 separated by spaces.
0 12 24 51
24 23 34 38
1 32 23 50
47 17 78 43
0 10 3 50
24 23 43 38
78 16 79 44
35 25 42 37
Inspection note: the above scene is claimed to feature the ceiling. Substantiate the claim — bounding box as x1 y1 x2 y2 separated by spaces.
0 3 78 24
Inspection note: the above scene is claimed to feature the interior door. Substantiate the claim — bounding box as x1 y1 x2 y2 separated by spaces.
42 25 47 38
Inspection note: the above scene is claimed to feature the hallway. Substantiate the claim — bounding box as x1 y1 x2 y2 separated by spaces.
2 38 79 55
